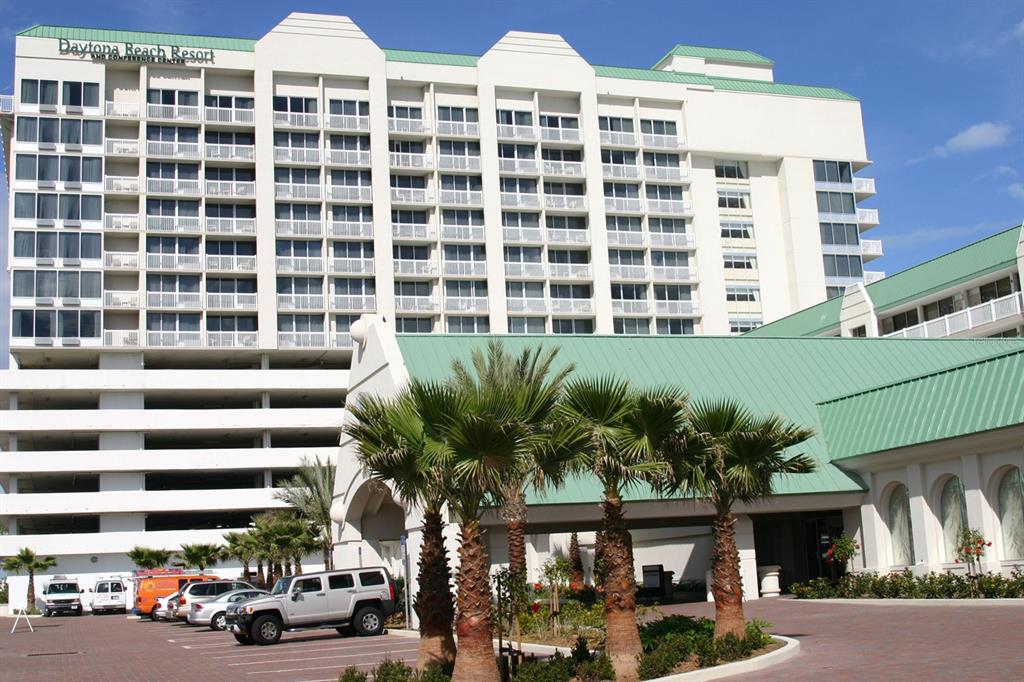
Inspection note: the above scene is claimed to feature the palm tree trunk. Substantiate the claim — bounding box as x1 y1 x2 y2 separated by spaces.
27 571 36 612
711 511 747 640
502 488 528 580
603 494 642 682
284 558 293 577
414 506 456 670
322 538 333 571
256 560 265 589
294 555 303 575
452 519 499 682
242 560 251 584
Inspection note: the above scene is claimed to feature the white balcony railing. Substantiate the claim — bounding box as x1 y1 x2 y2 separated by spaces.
206 180 256 198
148 330 204 347
278 331 327 348
147 103 200 121
390 152 434 169
206 218 256 235
331 295 376 311
642 133 682 149
333 333 354 348
543 160 585 177
205 144 255 161
206 255 256 272
276 219 324 237
277 293 326 310
655 300 697 316
105 101 140 118
146 140 201 159
274 147 321 164
395 296 440 312
104 213 140 231
390 188 434 204
146 253 202 271
146 291 202 308
146 215 202 233
549 298 593 314
647 199 690 215
604 196 644 213
388 118 429 134
103 329 141 347
500 192 541 209
502 227 544 243
442 261 487 277
103 251 140 269
438 155 482 171
540 127 581 143
275 183 322 200
861 239 884 258
864 270 886 284
326 114 370 132
276 257 324 273
607 231 646 246
599 130 637 146
498 158 539 175
103 291 140 308
329 221 373 238
649 232 695 248
328 185 372 202
644 165 687 182
504 262 546 278
496 124 537 140
204 107 255 125
858 208 880 225
441 225 485 241
547 263 592 279
393 223 437 241
207 331 258 347
146 178 201 196
544 194 587 211
854 177 877 195
506 297 548 313
651 266 692 281
104 138 139 155
608 264 649 280
611 299 651 315
330 258 375 275
207 293 257 310
325 149 371 166
445 297 489 313
393 259 439 276
440 190 483 206
436 121 479 137
603 164 641 180
274 111 319 128
886 293 1024 339
547 229 589 245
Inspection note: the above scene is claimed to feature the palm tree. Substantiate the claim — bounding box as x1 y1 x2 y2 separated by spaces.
222 532 256 583
347 389 458 670
557 377 687 682
663 399 814 639
291 525 321 575
175 543 223 571
3 547 57 611
127 546 173 570
273 456 336 570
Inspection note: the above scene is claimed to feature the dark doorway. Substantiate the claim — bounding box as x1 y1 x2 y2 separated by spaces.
752 510 844 589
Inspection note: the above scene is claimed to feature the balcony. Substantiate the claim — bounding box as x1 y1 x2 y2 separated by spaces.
502 227 544 243
146 253 202 271
103 291 139 308
608 264 648 280
394 259 439 277
0 94 10 113
278 331 327 348
504 262 546 278
864 270 886 284
104 138 139 156
547 229 589 245
207 331 258 347
147 103 200 121
333 333 354 348
611 299 650 315
655 300 697 316
331 295 376 311
438 155 482 171
543 160 585 177
103 251 140 269
274 111 319 129
443 261 487 277
507 297 547 313
330 258 375 275
607 231 646 247
390 152 434 169
445 297 489 313
326 114 370 132
105 101 140 118
500 192 541 209
146 140 201 159
148 330 203 347
644 165 688 182
395 296 440 312
276 219 324 237
646 199 691 215
274 146 321 164
325 149 371 166
861 239 884 261
275 183 322 200
854 177 877 197
886 293 1024 339
540 127 581 143
276 256 324 273
441 225 485 241
858 208 880 226
439 190 483 207
146 291 202 308
103 329 140 347
277 293 326 310
205 143 255 161
603 163 641 180
599 130 637 147
548 263 592 279
146 178 201 196
651 266 692 281
496 124 537 141
328 185 372 202
146 215 202 234
388 118 429 135
649 232 695 248
550 298 593 314
390 188 434 205
393 223 437 241
544 194 587 211
104 213 140 232
206 180 256 198
204 107 255 125
604 196 643 213
436 121 479 137
498 158 539 175
329 221 373 238
642 133 683 149
207 292 257 310
103 174 140 192
207 218 256 235
206 255 256 272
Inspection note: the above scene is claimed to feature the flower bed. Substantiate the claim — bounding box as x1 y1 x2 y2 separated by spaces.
636 615 777 679
790 569 1024 599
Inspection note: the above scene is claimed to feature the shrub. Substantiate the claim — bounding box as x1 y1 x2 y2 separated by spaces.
636 615 773 678
371 659 416 682
512 650 614 682
636 632 690 679
0 581 8 605
575 655 615 682
790 569 1024 600
337 669 368 682
416 664 454 682
638 614 713 652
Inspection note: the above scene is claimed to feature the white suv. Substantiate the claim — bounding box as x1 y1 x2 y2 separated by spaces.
41 577 83 617
174 580 254 620
91 579 129 614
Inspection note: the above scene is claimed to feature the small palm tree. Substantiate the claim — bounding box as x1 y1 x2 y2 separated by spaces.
222 533 256 583
663 399 814 639
273 457 336 570
175 543 223 571
558 377 687 681
291 525 321 575
127 546 173 570
3 547 57 611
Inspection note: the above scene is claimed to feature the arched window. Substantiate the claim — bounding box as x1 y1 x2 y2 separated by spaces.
940 476 968 562
998 467 1024 560
888 484 915 566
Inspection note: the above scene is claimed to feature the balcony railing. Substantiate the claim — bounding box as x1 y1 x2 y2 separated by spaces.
500 192 541 209
641 133 682 149
388 118 429 134
445 297 489 313
207 218 256 235
441 225 485 241
327 185 372 202
276 256 324 273
543 160 585 177
395 296 440 312
329 221 373 238
393 223 437 241
655 300 697 316
498 158 539 175
146 215 202 233
275 183 322 200
274 146 321 164
608 264 648 280
103 213 140 232
274 111 320 128
331 295 376 311
146 141 201 159
0 94 12 113
104 138 139 155
540 127 581 143
648 232 694 248
599 130 637 146
146 253 202 271
147 103 201 121
278 331 327 348
148 330 203 347
607 231 646 246
886 293 1024 339
436 121 479 137
858 208 880 225
864 270 886 284
206 180 256 198
276 219 324 237
644 165 687 182
330 258 375 275
549 298 593 314
548 263 592 279
146 178 201 196
544 194 587 211
325 149 371 166
603 164 641 180
861 239 884 258
438 155 482 171
547 229 589 245
326 114 370 131
207 293 257 310
496 124 537 141
207 331 258 347
611 299 650 315
103 291 140 308
103 329 141 347
854 177 877 195
502 227 544 243
390 152 434 169
439 190 483 206
504 262 546 278
507 297 548 313
146 291 202 308
204 107 255 125
277 293 326 310
651 265 692 281
646 199 690 215
206 255 256 272
390 188 434 205
604 196 643 213
103 251 140 269
205 144 255 161
442 261 487 277
393 259 439 276
105 101 140 118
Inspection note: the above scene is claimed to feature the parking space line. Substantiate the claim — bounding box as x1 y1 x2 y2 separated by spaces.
228 646 419 667
205 639 414 660
246 657 417 676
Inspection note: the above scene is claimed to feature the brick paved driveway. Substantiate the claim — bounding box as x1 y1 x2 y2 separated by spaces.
662 598 1024 681
1 613 417 682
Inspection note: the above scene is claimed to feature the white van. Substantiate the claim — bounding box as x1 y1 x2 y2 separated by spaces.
92 578 129 614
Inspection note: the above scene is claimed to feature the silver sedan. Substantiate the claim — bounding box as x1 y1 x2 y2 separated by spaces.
187 589 270 630
154 592 179 621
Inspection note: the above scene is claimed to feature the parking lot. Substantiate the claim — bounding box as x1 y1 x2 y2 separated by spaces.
1 614 418 682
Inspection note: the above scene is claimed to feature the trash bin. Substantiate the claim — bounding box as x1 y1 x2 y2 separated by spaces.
641 564 664 599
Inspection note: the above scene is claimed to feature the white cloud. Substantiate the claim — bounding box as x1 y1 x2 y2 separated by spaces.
882 222 1004 251
1008 183 1024 200
1014 19 1024 40
933 122 1013 157
972 165 1017 182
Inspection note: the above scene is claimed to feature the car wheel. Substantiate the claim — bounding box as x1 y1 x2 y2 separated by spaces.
43 608 51 618
234 632 255 645
211 613 227 631
149 607 159 621
335 625 354 637
76 608 83 616
251 615 282 645
352 606 384 636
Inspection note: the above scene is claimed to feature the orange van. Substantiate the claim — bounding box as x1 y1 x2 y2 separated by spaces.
132 571 220 618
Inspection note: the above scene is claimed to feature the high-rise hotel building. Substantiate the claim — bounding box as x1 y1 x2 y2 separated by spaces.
0 13 880 585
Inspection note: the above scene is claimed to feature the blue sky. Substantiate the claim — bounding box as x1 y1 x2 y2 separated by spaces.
0 0 1022 354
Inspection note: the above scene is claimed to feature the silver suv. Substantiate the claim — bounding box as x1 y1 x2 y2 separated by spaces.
173 580 254 620
229 567 395 645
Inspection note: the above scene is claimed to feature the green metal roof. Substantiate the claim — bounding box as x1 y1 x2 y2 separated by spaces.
394 335 1024 503
706 76 856 101
18 24 257 51
657 44 774 66
820 350 1024 461
593 65 713 86
749 223 1024 337
383 48 479 67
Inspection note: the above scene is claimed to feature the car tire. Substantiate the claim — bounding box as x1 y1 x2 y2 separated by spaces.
234 633 255 645
335 625 354 637
76 608 83 616
43 608 50 618
352 606 384 637
211 613 227 631
149 607 159 621
250 614 283 645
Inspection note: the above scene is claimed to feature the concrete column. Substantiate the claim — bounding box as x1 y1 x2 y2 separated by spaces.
961 453 1000 572
906 463 934 570
857 473 885 570
734 513 759 600
842 506 866 571
403 524 424 629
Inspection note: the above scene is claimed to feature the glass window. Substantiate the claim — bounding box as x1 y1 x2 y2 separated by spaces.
939 477 968 562
15 154 36 181
888 484 915 566
21 79 39 104
39 80 58 105
508 317 545 334
714 160 748 179
656 318 694 335
998 467 1024 560
328 574 355 589
16 117 38 142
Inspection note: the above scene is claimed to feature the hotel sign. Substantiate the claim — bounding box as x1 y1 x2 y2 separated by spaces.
58 38 215 65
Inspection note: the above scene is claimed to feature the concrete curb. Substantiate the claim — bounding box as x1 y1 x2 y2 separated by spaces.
385 627 575 656
792 598 1023 606
650 635 800 681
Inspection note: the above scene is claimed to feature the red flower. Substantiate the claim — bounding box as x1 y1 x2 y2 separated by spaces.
530 601 541 613
533 582 543 591
987 542 993 547
954 559 960 563
826 548 834 555
596 585 605 593
570 582 581 591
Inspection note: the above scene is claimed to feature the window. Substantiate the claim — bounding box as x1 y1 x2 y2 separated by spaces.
542 148 581 162
939 477 968 562
640 119 676 136
654 284 690 301
442 209 484 226
922 296 958 321
275 203 322 222
387 105 422 120
656 318 694 335
293 577 323 593
439 140 480 157
726 286 759 302
879 309 920 335
437 106 478 123
826 286 845 300
496 109 532 126
500 177 538 194
552 318 594 334
277 277 323 295
544 181 584 197
502 212 540 228
816 191 856 215
998 467 1024 560
850 325 867 337
392 244 427 261
275 167 320 186
643 152 680 169
651 250 688 267
608 249 645 266
602 149 637 165
646 185 683 202
334 241 373 259
729 318 762 333
887 484 915 566
63 81 99 107
359 571 386 587
503 246 542 264
718 190 751 210
819 222 860 246
330 99 369 116
389 139 425 154
21 79 40 104
276 314 325 333
148 125 199 144
823 254 863 278
148 89 199 107
550 284 591 300
714 160 748 179
598 116 634 133
395 317 433 333
332 205 371 223
329 134 371 151
328 574 356 589
273 96 317 114
723 253 756 270
614 318 650 335
547 215 586 231
539 114 578 130
508 317 545 334
16 117 38 142
813 160 853 184
721 221 754 239
275 239 322 259
390 174 425 189
972 278 1015 305
446 316 490 333
498 143 535 160
506 281 543 299
607 216 642 233
611 283 647 301
38 79 59 105
205 94 254 110
446 280 486 298
274 131 319 149
441 174 482 191
604 182 640 199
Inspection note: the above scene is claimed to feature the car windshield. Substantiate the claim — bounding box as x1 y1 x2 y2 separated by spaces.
270 577 293 595
45 583 79 594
